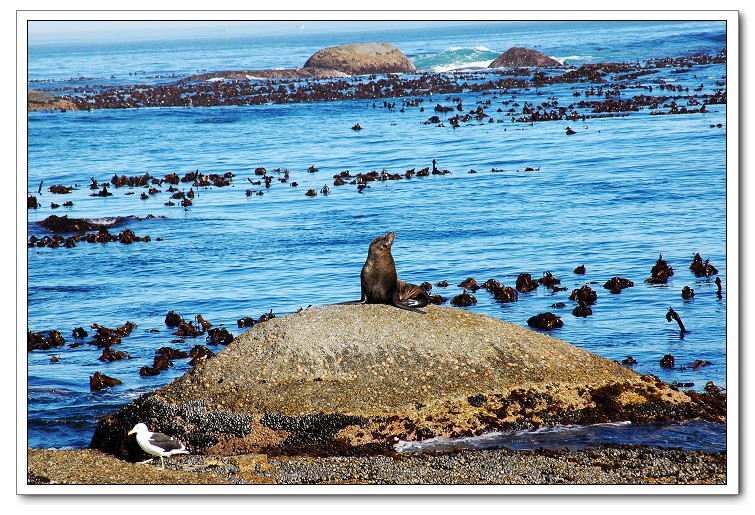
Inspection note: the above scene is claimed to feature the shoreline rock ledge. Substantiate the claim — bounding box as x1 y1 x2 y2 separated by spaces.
303 42 416 75
91 304 725 461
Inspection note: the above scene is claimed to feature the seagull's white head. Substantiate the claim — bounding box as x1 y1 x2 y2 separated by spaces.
128 423 149 436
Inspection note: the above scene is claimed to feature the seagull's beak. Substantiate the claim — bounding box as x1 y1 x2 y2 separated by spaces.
127 429 136 435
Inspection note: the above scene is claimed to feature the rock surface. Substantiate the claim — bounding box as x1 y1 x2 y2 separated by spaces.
91 304 725 461
27 446 726 485
303 42 416 75
28 89 79 111
488 47 562 68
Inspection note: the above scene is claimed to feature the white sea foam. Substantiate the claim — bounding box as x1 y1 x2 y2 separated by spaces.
394 421 634 453
430 60 496 73
87 217 118 226
555 55 590 65
445 45 496 52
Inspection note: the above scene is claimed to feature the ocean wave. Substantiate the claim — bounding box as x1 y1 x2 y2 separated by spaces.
412 46 501 73
554 55 587 65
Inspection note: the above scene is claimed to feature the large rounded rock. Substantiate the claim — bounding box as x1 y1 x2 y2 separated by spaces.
28 89 79 112
488 47 562 68
303 42 416 75
92 304 725 459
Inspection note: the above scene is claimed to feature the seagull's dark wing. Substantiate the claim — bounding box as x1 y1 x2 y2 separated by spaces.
149 432 184 451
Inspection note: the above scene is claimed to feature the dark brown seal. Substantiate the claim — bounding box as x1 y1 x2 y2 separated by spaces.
343 232 430 312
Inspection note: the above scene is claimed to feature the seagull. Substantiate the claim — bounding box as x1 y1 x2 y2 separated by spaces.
128 423 189 469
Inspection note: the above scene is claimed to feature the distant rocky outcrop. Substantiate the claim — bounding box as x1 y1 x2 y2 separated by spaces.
488 47 562 68
91 304 725 460
28 89 79 111
303 42 416 75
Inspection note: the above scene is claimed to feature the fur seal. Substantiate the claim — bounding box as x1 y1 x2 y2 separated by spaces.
343 231 430 313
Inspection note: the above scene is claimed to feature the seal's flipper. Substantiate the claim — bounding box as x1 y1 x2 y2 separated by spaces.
397 280 431 309
390 299 427 313
392 286 427 313
338 291 368 305
338 300 366 305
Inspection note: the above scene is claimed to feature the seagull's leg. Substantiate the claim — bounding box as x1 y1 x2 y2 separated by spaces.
160 456 165 469
138 458 154 464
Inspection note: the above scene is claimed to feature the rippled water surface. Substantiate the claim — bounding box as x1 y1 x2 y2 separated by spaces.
396 421 727 453
25 20 730 450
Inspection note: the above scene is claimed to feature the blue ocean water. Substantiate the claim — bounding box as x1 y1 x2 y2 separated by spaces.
25 20 728 451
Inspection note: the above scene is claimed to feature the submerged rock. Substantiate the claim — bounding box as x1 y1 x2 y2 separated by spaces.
91 304 725 460
488 47 562 68
303 42 416 75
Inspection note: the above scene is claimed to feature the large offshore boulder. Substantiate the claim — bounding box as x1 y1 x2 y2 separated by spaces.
28 89 79 111
91 304 725 460
488 46 562 68
303 42 416 75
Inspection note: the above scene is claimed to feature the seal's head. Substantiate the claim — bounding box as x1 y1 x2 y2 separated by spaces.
369 231 395 253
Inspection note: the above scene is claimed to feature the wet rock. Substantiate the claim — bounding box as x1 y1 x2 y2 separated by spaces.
27 89 79 111
660 354 675 369
573 264 586 275
303 42 416 75
90 304 724 459
488 47 562 68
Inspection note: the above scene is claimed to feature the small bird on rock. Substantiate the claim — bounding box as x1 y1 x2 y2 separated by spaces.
128 422 189 469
